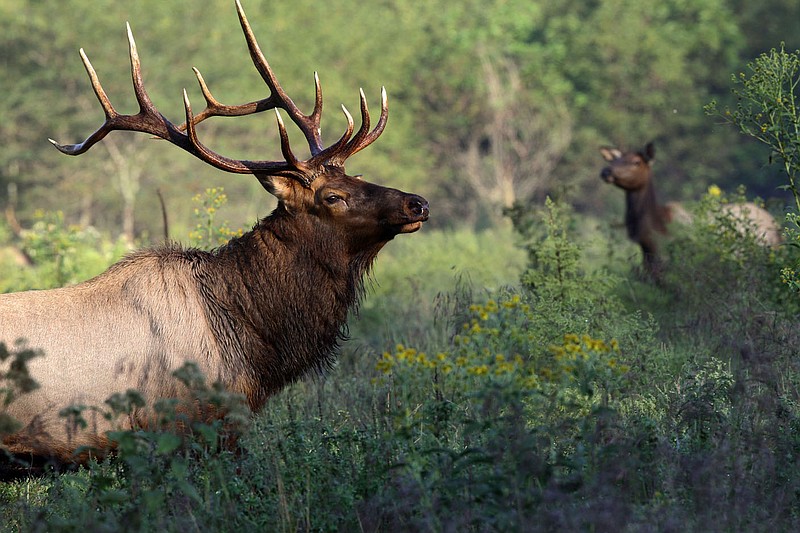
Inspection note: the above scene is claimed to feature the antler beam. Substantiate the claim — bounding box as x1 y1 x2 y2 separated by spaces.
49 0 389 184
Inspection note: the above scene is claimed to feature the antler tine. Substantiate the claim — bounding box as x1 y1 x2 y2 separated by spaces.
273 109 302 170
235 0 324 155
49 48 116 154
51 23 198 156
173 67 276 132
329 88 372 164
125 24 155 122
52 2 389 184
339 87 389 161
184 90 256 174
184 89 313 181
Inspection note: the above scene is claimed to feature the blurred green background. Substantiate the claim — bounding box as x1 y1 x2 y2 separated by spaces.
2 0 798 242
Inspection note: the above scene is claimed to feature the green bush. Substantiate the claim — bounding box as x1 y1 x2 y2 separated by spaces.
0 211 127 293
1 363 252 532
351 224 526 350
188 188 244 250
706 43 800 296
0 342 41 442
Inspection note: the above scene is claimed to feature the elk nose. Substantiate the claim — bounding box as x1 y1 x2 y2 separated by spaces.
600 167 613 182
407 195 429 220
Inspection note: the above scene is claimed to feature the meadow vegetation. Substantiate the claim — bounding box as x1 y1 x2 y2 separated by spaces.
1 178 799 531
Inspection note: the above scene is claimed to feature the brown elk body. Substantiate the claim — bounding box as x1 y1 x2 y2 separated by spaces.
0 0 428 462
600 142 780 277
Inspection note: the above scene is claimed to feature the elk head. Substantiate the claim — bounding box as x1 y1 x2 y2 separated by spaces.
49 0 429 249
599 142 655 192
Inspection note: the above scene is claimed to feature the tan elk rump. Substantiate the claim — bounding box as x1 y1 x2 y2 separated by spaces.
0 0 429 463
599 142 781 277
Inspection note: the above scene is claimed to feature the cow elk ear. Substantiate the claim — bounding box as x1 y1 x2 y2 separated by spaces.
600 147 620 162
643 142 655 162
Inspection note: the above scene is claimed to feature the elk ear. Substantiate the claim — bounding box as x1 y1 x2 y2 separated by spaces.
600 147 621 161
643 142 655 162
255 174 301 203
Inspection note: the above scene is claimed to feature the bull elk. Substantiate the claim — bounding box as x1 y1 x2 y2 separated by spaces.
600 142 781 278
0 0 428 463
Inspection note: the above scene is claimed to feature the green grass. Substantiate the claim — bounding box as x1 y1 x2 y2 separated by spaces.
352 223 526 350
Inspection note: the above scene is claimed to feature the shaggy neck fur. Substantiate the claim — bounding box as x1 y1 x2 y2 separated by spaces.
185 204 384 410
624 178 667 243
623 178 669 278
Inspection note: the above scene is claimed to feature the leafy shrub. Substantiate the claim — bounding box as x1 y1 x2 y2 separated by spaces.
1 363 252 531
376 303 629 416
670 357 735 452
0 211 127 293
357 197 670 529
706 42 800 297
188 187 244 249
361 193 800 530
657 186 800 322
352 225 526 350
0 342 40 441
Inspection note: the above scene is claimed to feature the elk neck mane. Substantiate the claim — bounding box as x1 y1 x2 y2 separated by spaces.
625 176 669 242
104 203 383 409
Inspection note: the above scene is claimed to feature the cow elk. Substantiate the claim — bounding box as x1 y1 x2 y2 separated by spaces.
600 142 780 278
0 0 429 463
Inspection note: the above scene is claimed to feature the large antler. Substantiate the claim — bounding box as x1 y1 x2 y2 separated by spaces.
49 0 388 185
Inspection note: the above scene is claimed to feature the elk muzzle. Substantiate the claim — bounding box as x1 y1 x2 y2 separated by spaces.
397 194 429 233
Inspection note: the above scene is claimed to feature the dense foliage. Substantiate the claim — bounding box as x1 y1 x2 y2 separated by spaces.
1 182 798 530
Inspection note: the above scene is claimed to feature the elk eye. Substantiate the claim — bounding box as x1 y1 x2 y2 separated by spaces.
325 194 342 205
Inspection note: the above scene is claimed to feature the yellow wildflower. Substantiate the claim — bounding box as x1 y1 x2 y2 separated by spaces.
522 375 540 390
468 365 489 376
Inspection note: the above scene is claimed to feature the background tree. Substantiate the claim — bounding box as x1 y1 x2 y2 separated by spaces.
461 49 572 219
528 0 746 208
1 0 797 238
